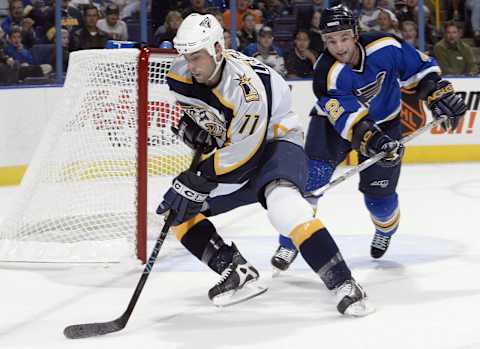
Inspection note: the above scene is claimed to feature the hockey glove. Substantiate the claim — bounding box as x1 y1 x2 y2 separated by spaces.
156 170 218 226
426 80 467 131
352 119 404 168
172 113 218 154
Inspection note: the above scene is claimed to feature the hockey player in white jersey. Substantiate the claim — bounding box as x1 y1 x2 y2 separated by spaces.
157 13 373 316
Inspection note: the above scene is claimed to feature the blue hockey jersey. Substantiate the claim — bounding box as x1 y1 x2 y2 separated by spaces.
312 32 441 141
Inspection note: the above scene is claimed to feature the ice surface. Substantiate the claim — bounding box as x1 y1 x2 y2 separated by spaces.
1 163 480 349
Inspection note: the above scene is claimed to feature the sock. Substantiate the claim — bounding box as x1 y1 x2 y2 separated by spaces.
364 193 400 237
173 214 233 274
289 219 351 290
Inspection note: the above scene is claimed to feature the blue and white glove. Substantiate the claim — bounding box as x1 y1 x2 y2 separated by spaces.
156 170 217 226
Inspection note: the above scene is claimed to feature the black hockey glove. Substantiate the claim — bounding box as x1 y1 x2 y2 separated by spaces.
156 170 217 226
172 113 218 154
352 119 404 168
426 80 467 132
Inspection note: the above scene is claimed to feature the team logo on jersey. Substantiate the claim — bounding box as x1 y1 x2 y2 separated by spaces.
355 71 387 105
181 104 227 141
235 74 259 103
199 17 211 28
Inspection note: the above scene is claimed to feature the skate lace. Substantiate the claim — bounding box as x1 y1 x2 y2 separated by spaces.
372 233 390 250
336 280 354 297
276 247 297 262
215 265 233 286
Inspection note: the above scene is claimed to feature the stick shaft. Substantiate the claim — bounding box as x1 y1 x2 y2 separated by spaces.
311 119 439 198
64 149 203 339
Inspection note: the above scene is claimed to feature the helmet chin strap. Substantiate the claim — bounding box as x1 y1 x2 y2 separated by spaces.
206 54 224 83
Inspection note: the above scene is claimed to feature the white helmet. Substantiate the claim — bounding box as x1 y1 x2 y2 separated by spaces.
173 13 225 60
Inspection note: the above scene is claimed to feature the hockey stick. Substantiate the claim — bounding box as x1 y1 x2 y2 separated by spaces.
310 118 443 198
63 149 203 339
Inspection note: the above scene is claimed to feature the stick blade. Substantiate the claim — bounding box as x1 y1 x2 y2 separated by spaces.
64 319 125 339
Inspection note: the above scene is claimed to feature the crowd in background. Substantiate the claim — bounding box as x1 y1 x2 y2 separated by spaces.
0 0 479 85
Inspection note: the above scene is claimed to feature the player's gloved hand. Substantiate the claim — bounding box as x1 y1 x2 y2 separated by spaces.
156 170 217 225
352 119 404 168
426 80 467 131
172 113 218 154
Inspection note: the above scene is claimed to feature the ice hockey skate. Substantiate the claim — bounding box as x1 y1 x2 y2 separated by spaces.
335 278 375 316
271 245 298 276
370 231 392 259
208 249 267 307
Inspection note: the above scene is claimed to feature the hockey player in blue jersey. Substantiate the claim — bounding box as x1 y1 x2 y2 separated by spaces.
157 13 374 316
271 4 467 271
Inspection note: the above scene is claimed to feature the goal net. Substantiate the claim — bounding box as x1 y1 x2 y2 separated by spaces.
0 48 191 263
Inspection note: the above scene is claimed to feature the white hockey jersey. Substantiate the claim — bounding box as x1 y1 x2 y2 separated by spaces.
167 49 303 184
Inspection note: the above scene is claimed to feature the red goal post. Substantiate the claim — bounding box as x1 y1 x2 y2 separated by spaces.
0 47 191 263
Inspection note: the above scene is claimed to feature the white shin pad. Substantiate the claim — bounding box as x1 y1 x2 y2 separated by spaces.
265 180 315 238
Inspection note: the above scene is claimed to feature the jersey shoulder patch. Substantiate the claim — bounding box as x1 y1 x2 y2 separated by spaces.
359 31 402 55
313 52 352 98
166 58 193 88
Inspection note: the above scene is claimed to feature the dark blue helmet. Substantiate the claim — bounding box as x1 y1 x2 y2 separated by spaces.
319 5 358 36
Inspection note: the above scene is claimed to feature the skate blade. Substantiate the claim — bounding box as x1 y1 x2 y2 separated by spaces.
343 300 376 317
212 281 268 307
272 267 282 278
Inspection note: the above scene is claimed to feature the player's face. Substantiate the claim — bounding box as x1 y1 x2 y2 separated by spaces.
184 49 216 84
323 30 357 65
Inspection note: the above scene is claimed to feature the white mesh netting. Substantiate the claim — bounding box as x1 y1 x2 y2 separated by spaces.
0 49 191 262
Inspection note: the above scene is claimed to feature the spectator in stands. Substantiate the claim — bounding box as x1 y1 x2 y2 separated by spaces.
261 0 291 27
377 0 395 11
401 20 418 48
96 4 128 41
0 25 51 83
451 0 463 21
49 28 70 72
243 25 286 77
285 29 317 79
297 0 324 30
1 0 37 48
182 0 209 17
223 28 239 49
238 12 257 52
358 0 381 32
208 8 227 29
27 0 52 41
151 0 188 34
342 0 361 14
308 9 323 53
154 10 182 47
466 0 480 46
4 26 33 64
433 21 478 75
45 0 82 38
120 0 152 20
223 0 261 31
69 5 108 51
395 0 430 24
1 0 25 35
0 44 19 83
376 7 401 36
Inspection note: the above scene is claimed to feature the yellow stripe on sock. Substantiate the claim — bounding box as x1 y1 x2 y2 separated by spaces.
173 213 206 241
371 210 400 232
289 219 325 248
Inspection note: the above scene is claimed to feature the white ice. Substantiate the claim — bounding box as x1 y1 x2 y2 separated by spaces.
1 163 480 349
